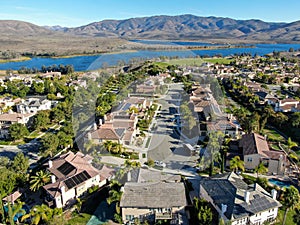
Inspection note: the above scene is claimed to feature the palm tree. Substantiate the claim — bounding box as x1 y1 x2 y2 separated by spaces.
21 204 52 225
282 186 300 225
29 170 51 192
287 137 298 153
103 141 113 153
229 156 245 173
6 200 25 225
254 162 268 177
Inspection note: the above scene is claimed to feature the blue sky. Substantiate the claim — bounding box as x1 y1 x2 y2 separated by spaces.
1 0 300 27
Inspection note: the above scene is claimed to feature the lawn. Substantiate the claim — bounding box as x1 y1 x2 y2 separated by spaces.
275 208 296 225
203 57 233 65
166 58 205 66
262 128 286 143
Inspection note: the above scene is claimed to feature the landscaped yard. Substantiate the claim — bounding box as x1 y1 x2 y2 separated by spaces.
275 208 296 225
262 128 286 143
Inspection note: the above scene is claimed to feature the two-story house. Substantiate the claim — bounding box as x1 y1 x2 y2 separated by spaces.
43 151 115 208
200 172 281 225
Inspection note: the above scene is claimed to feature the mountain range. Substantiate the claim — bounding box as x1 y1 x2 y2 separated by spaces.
1 14 300 42
1 14 300 56
61 14 300 41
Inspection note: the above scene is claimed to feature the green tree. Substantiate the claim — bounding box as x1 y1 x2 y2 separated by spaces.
32 110 51 131
282 186 300 225
11 152 29 184
293 208 300 225
206 131 225 176
39 133 59 157
146 158 155 167
254 162 268 177
6 200 25 225
193 198 212 225
229 156 245 173
8 123 29 141
287 137 298 153
29 170 51 192
21 204 52 225
291 112 300 128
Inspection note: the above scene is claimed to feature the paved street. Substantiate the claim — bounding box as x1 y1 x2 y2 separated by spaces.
148 83 199 171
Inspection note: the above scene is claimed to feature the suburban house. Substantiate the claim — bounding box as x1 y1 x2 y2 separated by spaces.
205 116 244 138
200 172 281 225
43 151 115 208
16 97 55 114
0 113 34 139
274 98 299 112
120 181 187 225
239 133 287 175
88 112 138 145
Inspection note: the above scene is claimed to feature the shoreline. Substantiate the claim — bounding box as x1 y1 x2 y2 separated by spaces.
0 56 31 64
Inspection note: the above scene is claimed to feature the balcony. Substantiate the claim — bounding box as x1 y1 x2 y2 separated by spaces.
155 212 172 220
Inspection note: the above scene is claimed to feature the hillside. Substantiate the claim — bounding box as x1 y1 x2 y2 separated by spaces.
64 14 300 42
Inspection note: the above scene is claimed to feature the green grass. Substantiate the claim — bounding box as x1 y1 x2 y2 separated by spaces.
275 208 296 225
263 129 286 143
203 58 233 65
66 213 92 225
166 58 205 66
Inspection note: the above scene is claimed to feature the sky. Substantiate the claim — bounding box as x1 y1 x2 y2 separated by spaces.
1 0 300 27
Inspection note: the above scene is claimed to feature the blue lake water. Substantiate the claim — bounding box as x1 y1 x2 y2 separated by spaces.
1 42 300 71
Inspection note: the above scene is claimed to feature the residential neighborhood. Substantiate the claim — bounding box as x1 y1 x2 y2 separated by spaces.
0 49 300 225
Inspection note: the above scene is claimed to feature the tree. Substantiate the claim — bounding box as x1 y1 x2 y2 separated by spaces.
103 141 114 153
193 198 212 225
29 170 51 192
39 133 59 157
254 162 268 176
291 112 300 127
8 123 29 141
206 131 225 176
146 158 155 167
287 137 298 153
11 152 29 184
32 110 51 131
282 186 300 225
6 200 25 225
293 208 300 225
229 156 245 173
21 204 52 225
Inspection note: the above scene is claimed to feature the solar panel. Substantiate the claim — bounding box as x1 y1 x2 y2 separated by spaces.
57 162 76 176
64 171 91 189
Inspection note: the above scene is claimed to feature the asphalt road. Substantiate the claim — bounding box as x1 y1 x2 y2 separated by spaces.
148 83 198 171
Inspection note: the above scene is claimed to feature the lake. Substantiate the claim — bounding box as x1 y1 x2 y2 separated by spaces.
1 42 300 71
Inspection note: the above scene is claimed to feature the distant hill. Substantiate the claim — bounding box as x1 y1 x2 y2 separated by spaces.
63 14 300 42
0 15 300 56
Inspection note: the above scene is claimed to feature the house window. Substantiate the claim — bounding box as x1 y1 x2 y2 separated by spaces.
126 215 134 221
247 158 252 162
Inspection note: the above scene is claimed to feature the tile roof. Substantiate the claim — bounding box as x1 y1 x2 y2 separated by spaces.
239 133 269 157
44 151 100 198
90 127 120 140
0 113 34 122
120 182 186 208
200 172 281 220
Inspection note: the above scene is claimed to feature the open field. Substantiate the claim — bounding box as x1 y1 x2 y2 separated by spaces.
203 57 233 65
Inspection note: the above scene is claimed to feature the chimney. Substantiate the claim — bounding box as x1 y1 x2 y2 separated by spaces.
93 123 97 131
264 134 267 140
127 171 131 182
271 189 277 200
221 204 227 215
51 175 56 183
99 119 103 125
87 132 92 140
244 191 250 203
48 160 53 168
61 186 65 194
